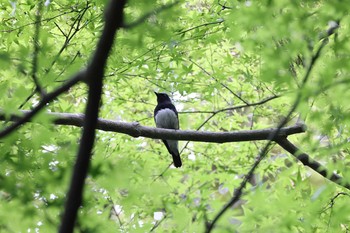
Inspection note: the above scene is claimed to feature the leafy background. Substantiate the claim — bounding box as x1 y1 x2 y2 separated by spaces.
0 0 349 232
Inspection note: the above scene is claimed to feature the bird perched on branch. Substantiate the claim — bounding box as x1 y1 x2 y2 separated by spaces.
154 92 182 168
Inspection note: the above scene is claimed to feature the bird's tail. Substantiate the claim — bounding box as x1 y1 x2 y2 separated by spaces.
171 152 182 168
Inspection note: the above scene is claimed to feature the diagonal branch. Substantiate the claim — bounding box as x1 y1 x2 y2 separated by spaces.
275 137 350 189
189 58 250 105
19 4 91 109
0 71 84 139
205 21 337 233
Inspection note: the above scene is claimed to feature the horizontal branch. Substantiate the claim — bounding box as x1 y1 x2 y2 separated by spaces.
0 110 306 142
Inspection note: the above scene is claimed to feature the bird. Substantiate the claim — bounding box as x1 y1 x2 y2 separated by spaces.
154 92 182 168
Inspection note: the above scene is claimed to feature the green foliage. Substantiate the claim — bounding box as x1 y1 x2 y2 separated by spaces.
0 0 350 232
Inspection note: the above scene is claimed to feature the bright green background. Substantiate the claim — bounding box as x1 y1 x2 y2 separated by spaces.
0 0 349 232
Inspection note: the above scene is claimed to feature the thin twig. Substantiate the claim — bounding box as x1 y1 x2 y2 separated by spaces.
189 58 249 105
32 1 46 97
149 216 167 232
1 10 76 33
47 3 91 74
177 20 224 35
205 24 332 233
194 95 279 130
19 3 91 108
123 1 179 29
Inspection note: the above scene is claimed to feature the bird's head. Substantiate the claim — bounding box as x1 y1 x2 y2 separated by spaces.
154 92 171 103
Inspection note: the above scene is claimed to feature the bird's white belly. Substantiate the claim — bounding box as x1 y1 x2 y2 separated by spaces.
155 109 179 129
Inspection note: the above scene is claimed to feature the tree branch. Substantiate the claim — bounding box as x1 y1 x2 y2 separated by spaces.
122 1 179 28
177 19 224 35
0 71 84 139
205 20 336 233
31 1 46 97
189 58 250 105
0 110 306 142
59 0 127 232
193 95 279 130
275 137 350 190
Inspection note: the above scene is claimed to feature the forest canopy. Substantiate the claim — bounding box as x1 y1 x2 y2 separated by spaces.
0 0 349 232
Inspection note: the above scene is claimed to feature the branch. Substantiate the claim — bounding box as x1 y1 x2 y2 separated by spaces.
0 110 306 142
0 71 84 139
189 58 250 105
1 9 77 33
275 137 350 190
177 19 224 35
59 0 127 232
123 1 179 28
32 1 46 97
192 95 279 130
322 192 350 213
205 21 335 233
47 3 91 75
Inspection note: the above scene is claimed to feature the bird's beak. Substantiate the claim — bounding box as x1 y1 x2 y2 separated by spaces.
154 91 158 96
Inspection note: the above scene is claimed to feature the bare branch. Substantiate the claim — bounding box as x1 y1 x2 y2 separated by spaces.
205 21 334 233
32 1 46 97
0 71 84 139
1 9 77 33
47 3 91 74
59 0 127 232
275 137 350 189
189 58 250 105
0 110 306 142
177 20 224 35
192 95 279 130
217 0 233 10
123 1 179 29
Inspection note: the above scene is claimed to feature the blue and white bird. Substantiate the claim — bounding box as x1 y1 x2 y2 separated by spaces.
154 92 182 168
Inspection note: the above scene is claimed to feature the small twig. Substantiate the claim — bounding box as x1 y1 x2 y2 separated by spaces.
149 215 167 232
55 51 81 80
189 59 249 105
323 192 350 212
18 90 37 109
217 0 233 10
177 94 279 169
322 192 350 231
123 1 179 29
194 95 279 130
107 196 124 226
32 1 46 97
1 10 76 33
54 22 67 37
18 4 92 108
47 3 91 73
177 20 224 35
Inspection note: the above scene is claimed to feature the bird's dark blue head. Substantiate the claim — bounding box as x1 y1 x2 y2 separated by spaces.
154 92 171 104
